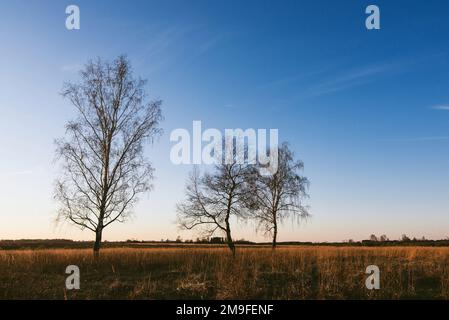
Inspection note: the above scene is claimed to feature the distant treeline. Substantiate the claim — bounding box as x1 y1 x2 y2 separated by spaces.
2 236 449 250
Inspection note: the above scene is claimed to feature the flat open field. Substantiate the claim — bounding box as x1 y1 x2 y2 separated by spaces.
1 246 449 299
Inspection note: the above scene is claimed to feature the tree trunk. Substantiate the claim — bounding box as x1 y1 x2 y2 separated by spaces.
226 230 236 257
93 228 102 259
224 215 236 257
272 223 277 250
272 213 278 250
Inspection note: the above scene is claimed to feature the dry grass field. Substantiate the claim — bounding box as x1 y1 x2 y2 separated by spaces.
1 246 449 299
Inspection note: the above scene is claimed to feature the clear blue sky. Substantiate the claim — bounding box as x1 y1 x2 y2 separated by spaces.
1 0 449 242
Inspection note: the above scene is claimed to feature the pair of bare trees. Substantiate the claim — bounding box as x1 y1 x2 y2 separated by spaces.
176 143 309 255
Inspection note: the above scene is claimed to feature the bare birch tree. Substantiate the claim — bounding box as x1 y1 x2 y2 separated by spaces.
177 142 254 256
54 55 163 258
250 143 309 249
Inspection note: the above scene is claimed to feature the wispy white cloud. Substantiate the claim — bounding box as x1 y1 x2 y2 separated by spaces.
197 34 224 56
306 64 396 97
430 105 449 110
60 64 82 73
307 53 449 97
132 27 187 73
131 24 228 74
223 103 242 109
257 53 444 103
257 66 332 91
133 25 203 73
223 63 396 110
380 136 449 142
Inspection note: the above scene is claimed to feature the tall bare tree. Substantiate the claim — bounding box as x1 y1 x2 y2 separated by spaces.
177 143 254 256
250 143 309 249
55 56 162 258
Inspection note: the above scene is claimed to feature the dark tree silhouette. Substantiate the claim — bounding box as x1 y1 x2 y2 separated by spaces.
55 56 162 258
177 141 254 256
250 143 309 249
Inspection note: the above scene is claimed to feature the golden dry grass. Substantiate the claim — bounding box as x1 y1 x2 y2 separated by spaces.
1 246 449 299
